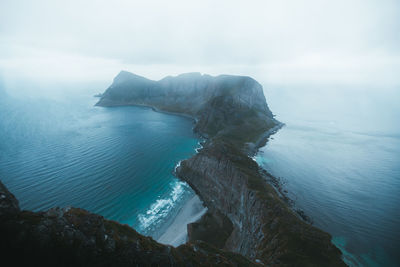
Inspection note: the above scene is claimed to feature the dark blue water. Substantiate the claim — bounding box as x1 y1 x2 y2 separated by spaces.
0 92 199 237
257 86 400 267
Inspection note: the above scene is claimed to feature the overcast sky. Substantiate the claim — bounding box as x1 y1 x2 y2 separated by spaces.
0 0 399 88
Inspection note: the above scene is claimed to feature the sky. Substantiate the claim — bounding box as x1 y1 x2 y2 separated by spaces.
0 0 399 88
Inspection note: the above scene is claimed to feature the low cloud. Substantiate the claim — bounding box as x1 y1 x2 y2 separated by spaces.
0 0 399 88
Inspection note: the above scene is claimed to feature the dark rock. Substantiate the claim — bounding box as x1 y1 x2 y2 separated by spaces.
187 209 233 249
0 180 20 219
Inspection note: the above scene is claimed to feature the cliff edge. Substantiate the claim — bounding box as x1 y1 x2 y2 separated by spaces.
96 71 346 266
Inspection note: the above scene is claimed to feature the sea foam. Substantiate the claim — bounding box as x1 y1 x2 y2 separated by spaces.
137 180 188 233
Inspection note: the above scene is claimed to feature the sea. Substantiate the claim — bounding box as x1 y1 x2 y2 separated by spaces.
0 87 199 239
256 84 400 267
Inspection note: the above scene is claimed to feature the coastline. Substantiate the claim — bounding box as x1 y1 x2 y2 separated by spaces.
247 121 284 157
157 195 207 247
96 102 208 247
95 101 196 123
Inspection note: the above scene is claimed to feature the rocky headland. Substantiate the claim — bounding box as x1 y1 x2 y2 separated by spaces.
96 71 346 266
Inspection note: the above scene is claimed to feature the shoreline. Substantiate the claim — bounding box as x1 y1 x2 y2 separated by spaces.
100 102 209 248
247 121 284 157
157 195 207 247
95 101 196 123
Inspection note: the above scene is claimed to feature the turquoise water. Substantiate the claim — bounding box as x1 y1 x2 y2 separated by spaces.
257 86 400 266
0 92 199 237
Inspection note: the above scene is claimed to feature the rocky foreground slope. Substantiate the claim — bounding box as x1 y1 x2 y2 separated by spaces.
96 71 346 266
0 181 256 266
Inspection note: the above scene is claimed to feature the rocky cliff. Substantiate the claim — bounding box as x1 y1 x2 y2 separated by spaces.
0 181 257 266
96 71 275 143
96 71 346 266
178 143 344 266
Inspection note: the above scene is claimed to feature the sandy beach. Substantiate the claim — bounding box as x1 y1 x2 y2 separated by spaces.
157 195 207 247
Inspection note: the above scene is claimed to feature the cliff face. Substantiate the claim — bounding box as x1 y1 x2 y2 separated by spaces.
0 181 256 267
97 71 346 266
97 72 269 114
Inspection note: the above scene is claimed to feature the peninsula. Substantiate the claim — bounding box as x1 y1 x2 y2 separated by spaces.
96 71 345 266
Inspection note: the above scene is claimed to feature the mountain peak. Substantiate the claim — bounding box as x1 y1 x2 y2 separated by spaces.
113 71 150 84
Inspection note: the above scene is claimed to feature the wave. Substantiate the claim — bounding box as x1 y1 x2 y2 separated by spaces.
137 180 189 233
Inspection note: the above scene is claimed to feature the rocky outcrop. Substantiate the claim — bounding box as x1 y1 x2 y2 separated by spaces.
0 181 257 266
97 71 346 266
96 71 276 142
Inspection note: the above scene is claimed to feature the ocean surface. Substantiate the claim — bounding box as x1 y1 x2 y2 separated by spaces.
0 91 199 238
256 85 400 267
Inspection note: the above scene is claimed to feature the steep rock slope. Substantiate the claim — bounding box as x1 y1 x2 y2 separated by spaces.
178 143 344 266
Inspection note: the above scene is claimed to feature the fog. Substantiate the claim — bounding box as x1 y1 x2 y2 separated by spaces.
0 0 399 131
